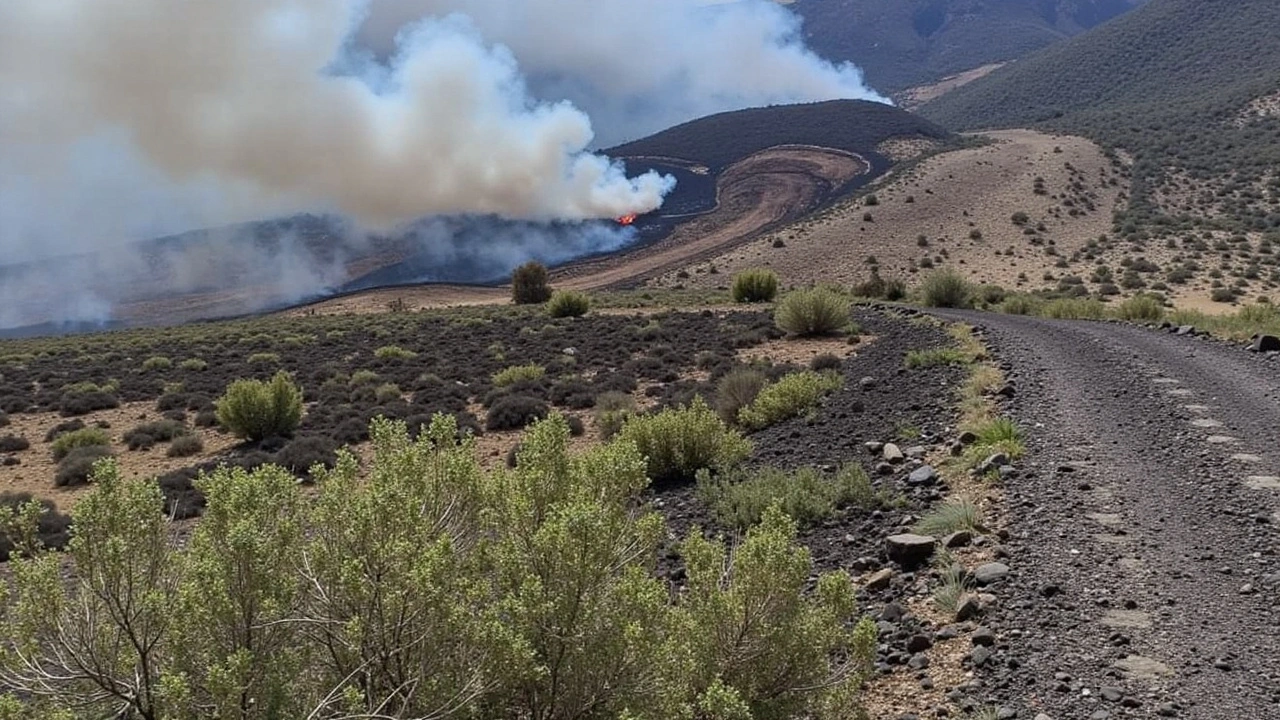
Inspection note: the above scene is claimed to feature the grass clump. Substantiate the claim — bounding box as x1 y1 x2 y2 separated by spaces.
997 293 1043 315
141 356 172 371
904 347 969 369
247 352 281 365
960 417 1026 470
511 260 553 304
179 358 208 371
714 367 768 425
698 464 880 531
1039 298 1106 320
166 434 204 458
546 290 592 318
215 371 304 442
54 446 113 487
775 286 851 337
730 268 780 303
593 391 636 440
123 420 189 451
491 364 546 388
932 561 975 615
51 428 111 461
1113 294 1165 322
918 268 975 308
374 345 418 360
614 397 751 484
738 371 842 431
913 498 986 537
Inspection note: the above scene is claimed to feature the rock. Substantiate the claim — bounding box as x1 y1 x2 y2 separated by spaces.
906 634 933 653
905 445 927 460
1250 335 1280 353
883 443 905 464
1176 325 1196 336
977 453 1010 474
969 645 992 667
955 594 983 621
1156 702 1177 716
971 626 996 646
949 441 965 456
972 562 1011 585
907 653 930 670
958 430 978 445
1100 687 1123 702
885 534 936 568
859 376 876 389
907 465 938 486
1035 714 1056 720
865 441 884 454
943 530 973 548
864 568 894 591
880 602 906 623
876 462 895 476
996 383 1016 397
1090 711 1111 720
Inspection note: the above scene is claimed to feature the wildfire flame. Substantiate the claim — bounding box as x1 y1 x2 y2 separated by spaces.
616 213 637 225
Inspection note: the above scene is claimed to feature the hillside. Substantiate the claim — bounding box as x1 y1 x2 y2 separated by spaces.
920 0 1280 238
790 0 1145 93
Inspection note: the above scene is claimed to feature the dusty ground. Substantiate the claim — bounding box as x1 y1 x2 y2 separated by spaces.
654 129 1128 293
897 63 1007 110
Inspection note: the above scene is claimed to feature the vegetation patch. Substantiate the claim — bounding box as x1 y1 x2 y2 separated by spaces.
215 371 304 442
775 287 852 337
738 371 843 431
615 397 751 484
730 268 780 303
698 463 888 532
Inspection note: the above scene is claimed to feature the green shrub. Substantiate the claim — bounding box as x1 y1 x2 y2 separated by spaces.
166 434 204 458
141 356 172 371
698 464 879 531
730 268 780 303
775 287 851 337
123 420 188 451
593 391 636 440
51 428 111 461
0 435 30 453
913 498 986 537
904 347 969 369
1040 298 1106 319
374 345 418 360
851 271 907 301
714 367 768 425
998 294 1043 315
512 261 553 304
738 371 843 430
546 290 592 318
614 397 751 484
247 352 280 365
179 358 208 371
918 268 975 308
491 364 546 387
374 383 403 404
1113 294 1165 322
349 369 380 386
54 446 112 487
215 371 304 442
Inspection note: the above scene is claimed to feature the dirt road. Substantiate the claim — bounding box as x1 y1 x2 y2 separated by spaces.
934 310 1280 719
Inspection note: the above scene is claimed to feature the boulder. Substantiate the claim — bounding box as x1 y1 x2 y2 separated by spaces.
907 465 938 486
973 562 1010 585
885 533 936 568
1249 334 1280 353
882 443 905 464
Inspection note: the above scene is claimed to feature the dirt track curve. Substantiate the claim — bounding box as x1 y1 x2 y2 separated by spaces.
933 310 1280 719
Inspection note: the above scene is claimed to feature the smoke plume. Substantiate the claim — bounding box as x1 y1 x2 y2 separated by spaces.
0 0 883 330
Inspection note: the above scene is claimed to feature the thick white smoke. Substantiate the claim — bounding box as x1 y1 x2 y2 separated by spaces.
358 0 888 146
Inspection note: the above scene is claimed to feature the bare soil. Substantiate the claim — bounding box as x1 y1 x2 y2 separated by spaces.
897 63 1008 110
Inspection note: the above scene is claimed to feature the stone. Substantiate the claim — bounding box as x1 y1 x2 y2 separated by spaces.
880 602 906 623
864 568 894 591
955 594 983 621
885 534 936 568
865 441 884 454
1176 325 1196 336
958 430 978 445
973 562 1011 585
1249 334 1280 353
971 626 996 646
876 462 895 476
859 376 876 389
906 634 933 653
907 653 930 670
1035 714 1056 720
883 443 905 464
969 645 992 667
943 530 973 548
905 445 927 460
977 453 1010 474
1156 703 1177 716
907 465 938 486
996 383 1016 397
1100 687 1123 702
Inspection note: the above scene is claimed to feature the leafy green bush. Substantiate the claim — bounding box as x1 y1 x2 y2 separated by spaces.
615 397 751 484
179 358 208 371
775 287 851 337
918 268 974 308
546 290 592 317
511 260 553 304
730 268 780 303
374 383 403 404
738 371 843 430
698 464 879 531
247 352 281 365
851 270 907 301
141 356 172 371
374 345 417 360
1113 294 1165 322
51 428 111 461
998 294 1043 315
215 371 304 442
714 367 768 424
491 363 546 387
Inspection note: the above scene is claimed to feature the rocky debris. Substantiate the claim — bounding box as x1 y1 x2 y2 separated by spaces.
972 562 1010 585
1249 334 1280 353
864 568 893 591
955 593 983 621
972 626 996 646
865 441 884 454
958 430 978 445
885 533 936 568
943 530 973 548
906 633 933 653
905 445 927 460
907 464 938 486
883 442 905 464
1174 324 1197 336
976 452 1010 475
859 376 876 389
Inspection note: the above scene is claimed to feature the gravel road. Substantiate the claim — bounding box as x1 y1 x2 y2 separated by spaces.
934 310 1280 720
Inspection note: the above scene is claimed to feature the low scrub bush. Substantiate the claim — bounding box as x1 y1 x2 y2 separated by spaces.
485 395 550 431
0 412 7 428
166 434 204 458
51 428 111 461
0 435 30 453
851 269 907 300
0 492 71 561
904 347 969 369
492 364 546 388
141 356 172 371
775 286 851 337
714 367 767 425
698 463 880 531
179 358 208 371
374 345 417 360
730 268 779 303
738 371 843 430
215 371 304 442
274 436 338 477
614 397 751 484
247 352 281 365
918 268 975 308
914 498 985 537
58 390 119 417
1113 294 1165 322
123 420 189 451
809 353 843 372
546 290 592 317
54 445 113 487
374 383 403 404
593 391 636 440
1040 298 1106 320
511 260 553 304
43 419 85 442
998 294 1043 315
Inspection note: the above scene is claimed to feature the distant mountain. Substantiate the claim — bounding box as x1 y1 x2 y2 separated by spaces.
919 0 1280 234
790 0 1145 93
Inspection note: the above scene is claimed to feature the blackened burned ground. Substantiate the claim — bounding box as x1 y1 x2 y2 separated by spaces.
932 310 1280 720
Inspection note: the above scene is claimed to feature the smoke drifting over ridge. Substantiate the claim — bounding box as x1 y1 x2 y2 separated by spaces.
0 0 884 330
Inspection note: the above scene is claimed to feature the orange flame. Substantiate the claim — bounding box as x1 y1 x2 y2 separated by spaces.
616 213 637 225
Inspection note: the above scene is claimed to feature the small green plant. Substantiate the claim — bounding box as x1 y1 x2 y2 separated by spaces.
932 563 974 614
714 367 768 424
511 260 553 304
614 397 751 484
730 268 780 303
374 383 403 404
738 371 842 430
349 369 380 386
166 434 204 458
1040 298 1106 319
491 364 546 388
904 347 969 368
546 290 592 317
918 268 974 308
141 356 172 371
247 352 281 365
698 464 878 531
775 287 851 337
998 294 1043 315
51 428 111 461
179 358 208 371
215 371 304 442
593 391 636 440
914 498 986 537
1113 294 1165 322
960 416 1026 469
374 345 418 360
